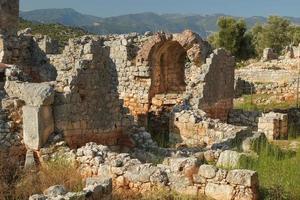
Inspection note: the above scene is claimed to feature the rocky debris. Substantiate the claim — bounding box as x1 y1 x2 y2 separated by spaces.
38 142 259 200
0 107 22 149
128 127 158 149
30 177 113 200
242 132 267 152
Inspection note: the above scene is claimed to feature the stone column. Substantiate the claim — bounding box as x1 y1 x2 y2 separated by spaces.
5 81 55 150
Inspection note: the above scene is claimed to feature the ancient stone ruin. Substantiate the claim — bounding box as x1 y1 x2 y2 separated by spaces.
4 0 297 200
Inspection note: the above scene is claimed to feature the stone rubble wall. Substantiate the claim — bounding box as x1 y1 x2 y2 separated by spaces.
1 29 236 150
235 68 297 85
29 178 113 200
49 36 124 148
169 108 252 148
39 142 259 200
188 49 235 121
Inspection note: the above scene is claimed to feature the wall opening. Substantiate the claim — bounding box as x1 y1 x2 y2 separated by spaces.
149 41 187 99
147 41 187 146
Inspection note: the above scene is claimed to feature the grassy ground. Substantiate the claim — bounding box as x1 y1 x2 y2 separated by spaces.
234 94 296 112
239 139 300 200
0 156 83 199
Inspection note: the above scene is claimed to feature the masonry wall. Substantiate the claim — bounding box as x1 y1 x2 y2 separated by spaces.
50 36 123 147
0 0 19 33
188 49 235 121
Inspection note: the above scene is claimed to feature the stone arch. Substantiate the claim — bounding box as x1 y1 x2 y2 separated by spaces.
149 40 187 99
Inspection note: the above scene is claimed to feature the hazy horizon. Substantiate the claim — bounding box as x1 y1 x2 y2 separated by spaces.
20 0 300 18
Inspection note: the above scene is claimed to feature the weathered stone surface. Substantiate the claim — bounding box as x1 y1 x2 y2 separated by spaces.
226 169 258 187
205 183 234 200
5 82 55 106
0 0 19 33
217 150 242 168
24 149 36 169
43 185 67 197
28 194 47 200
198 164 217 179
258 112 288 141
23 105 54 150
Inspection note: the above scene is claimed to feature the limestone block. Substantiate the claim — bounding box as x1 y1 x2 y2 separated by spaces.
198 164 217 179
43 185 67 197
226 169 258 187
216 150 242 168
5 81 54 106
24 149 36 169
205 183 234 200
23 106 54 150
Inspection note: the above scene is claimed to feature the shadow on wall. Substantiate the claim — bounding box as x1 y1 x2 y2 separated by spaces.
234 78 256 98
53 40 134 148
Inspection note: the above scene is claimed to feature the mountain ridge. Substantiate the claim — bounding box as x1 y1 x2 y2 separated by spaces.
20 8 300 37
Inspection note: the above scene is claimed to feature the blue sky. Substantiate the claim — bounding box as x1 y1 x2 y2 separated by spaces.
20 0 300 18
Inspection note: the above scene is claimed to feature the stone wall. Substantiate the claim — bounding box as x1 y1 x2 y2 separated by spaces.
0 0 19 33
50 36 123 148
258 112 288 140
169 108 252 148
235 68 297 84
2 27 235 149
228 109 262 128
39 142 259 200
188 49 235 121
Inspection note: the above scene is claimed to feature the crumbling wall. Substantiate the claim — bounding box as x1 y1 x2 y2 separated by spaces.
188 49 235 121
0 0 19 33
51 36 123 147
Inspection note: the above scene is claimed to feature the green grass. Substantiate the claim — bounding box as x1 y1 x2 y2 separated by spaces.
239 140 300 200
234 94 296 112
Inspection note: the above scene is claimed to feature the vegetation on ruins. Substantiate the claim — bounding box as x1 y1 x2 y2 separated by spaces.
0 156 83 199
239 140 300 200
210 16 300 60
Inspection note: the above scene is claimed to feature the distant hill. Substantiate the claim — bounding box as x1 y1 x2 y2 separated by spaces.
20 8 300 38
19 18 88 50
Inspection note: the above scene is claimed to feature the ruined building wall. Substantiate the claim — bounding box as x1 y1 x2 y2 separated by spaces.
0 0 19 63
190 49 235 121
50 36 123 147
0 0 19 33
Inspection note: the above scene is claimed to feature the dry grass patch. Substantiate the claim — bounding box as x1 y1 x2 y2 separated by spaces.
14 157 84 199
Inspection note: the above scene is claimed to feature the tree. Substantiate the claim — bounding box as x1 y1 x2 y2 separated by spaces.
208 17 254 60
251 16 292 56
288 26 300 46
